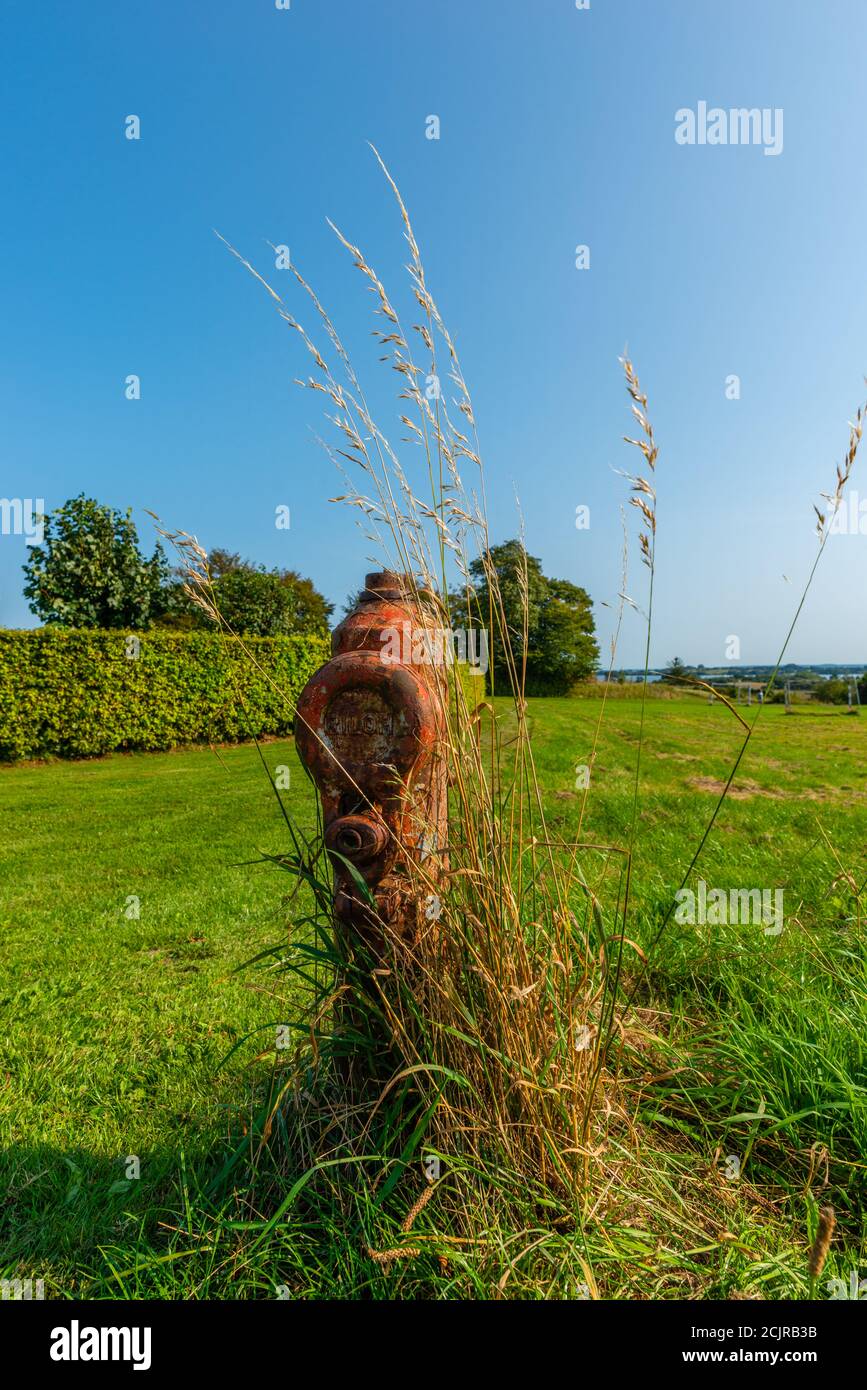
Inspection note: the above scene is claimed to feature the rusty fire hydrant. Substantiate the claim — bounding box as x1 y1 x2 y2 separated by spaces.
294 571 447 954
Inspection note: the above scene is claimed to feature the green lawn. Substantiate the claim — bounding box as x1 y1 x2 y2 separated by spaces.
2 699 865 1298
0 738 315 1295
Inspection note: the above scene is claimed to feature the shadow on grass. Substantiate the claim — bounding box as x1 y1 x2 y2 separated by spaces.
0 1058 343 1299
0 1139 226 1294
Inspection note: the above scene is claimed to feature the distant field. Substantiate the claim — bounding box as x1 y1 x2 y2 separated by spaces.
523 695 867 920
2 698 865 1298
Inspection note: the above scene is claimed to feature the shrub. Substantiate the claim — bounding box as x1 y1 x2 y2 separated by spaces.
0 628 330 760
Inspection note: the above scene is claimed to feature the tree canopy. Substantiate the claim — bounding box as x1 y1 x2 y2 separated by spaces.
22 495 169 629
661 656 691 684
464 539 598 695
164 550 333 637
21 497 333 638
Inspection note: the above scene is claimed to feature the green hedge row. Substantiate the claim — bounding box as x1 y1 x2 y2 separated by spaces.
0 628 331 760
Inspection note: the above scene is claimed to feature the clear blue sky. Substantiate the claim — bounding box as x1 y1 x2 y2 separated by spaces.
2 0 866 666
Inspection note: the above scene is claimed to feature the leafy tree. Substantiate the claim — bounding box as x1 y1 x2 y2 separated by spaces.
212 567 332 637
816 677 856 705
206 548 246 580
22 495 168 629
662 656 690 684
163 550 333 638
465 540 599 695
276 571 333 635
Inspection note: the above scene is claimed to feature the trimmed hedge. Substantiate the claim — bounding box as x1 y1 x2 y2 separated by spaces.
0 628 331 760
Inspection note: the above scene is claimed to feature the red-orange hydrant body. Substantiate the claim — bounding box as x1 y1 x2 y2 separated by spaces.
295 572 446 946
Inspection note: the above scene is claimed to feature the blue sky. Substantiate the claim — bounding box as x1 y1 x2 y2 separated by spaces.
1 0 866 666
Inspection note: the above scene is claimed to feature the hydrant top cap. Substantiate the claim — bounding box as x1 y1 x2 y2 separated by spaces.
363 570 411 600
